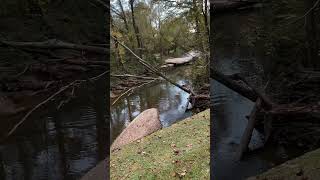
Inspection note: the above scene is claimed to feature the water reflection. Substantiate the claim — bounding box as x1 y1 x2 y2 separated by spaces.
110 66 193 143
0 81 109 180
211 11 304 179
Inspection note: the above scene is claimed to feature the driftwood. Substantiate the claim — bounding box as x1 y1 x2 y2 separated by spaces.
0 39 108 54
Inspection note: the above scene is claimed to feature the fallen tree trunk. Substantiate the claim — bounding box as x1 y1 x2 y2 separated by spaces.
0 39 108 54
164 51 201 66
210 68 272 109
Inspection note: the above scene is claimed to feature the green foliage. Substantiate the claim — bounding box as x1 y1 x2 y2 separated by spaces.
111 0 209 74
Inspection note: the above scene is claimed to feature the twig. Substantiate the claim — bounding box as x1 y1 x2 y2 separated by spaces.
4 80 77 139
13 64 30 78
111 78 159 106
285 0 320 26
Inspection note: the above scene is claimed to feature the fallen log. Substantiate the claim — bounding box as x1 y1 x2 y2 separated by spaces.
164 51 201 66
211 68 259 101
237 98 261 160
0 39 108 54
210 68 273 109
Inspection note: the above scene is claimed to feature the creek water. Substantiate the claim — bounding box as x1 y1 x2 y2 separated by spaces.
0 80 109 180
111 65 195 143
211 11 304 179
0 64 197 180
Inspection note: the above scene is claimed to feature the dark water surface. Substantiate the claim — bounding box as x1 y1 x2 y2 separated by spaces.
111 65 194 143
0 64 196 180
211 11 304 180
0 80 109 180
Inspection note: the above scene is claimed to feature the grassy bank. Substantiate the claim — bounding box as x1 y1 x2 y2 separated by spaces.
110 109 210 179
248 148 320 180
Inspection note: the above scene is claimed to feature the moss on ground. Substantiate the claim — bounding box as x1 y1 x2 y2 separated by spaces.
110 109 210 180
248 148 320 180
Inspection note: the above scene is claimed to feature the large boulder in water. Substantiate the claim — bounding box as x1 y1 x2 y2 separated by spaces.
111 108 161 151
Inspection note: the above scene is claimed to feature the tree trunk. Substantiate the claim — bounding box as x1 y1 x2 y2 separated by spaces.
129 0 143 57
118 0 130 32
193 0 201 36
203 0 210 39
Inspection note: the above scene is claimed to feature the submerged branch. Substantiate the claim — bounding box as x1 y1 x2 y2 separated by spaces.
0 39 108 54
2 70 109 141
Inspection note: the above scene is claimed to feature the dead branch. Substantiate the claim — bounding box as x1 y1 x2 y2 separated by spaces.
211 68 258 102
111 78 159 106
237 98 262 160
0 39 108 54
111 74 159 80
111 36 194 95
63 59 108 66
2 70 109 141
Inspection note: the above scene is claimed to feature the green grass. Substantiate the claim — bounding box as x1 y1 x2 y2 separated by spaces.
248 148 320 180
110 109 210 180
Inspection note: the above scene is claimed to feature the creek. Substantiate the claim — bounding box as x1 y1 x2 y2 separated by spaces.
211 11 304 179
110 65 197 144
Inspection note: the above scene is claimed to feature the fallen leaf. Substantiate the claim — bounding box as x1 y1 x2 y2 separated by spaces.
173 149 180 155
